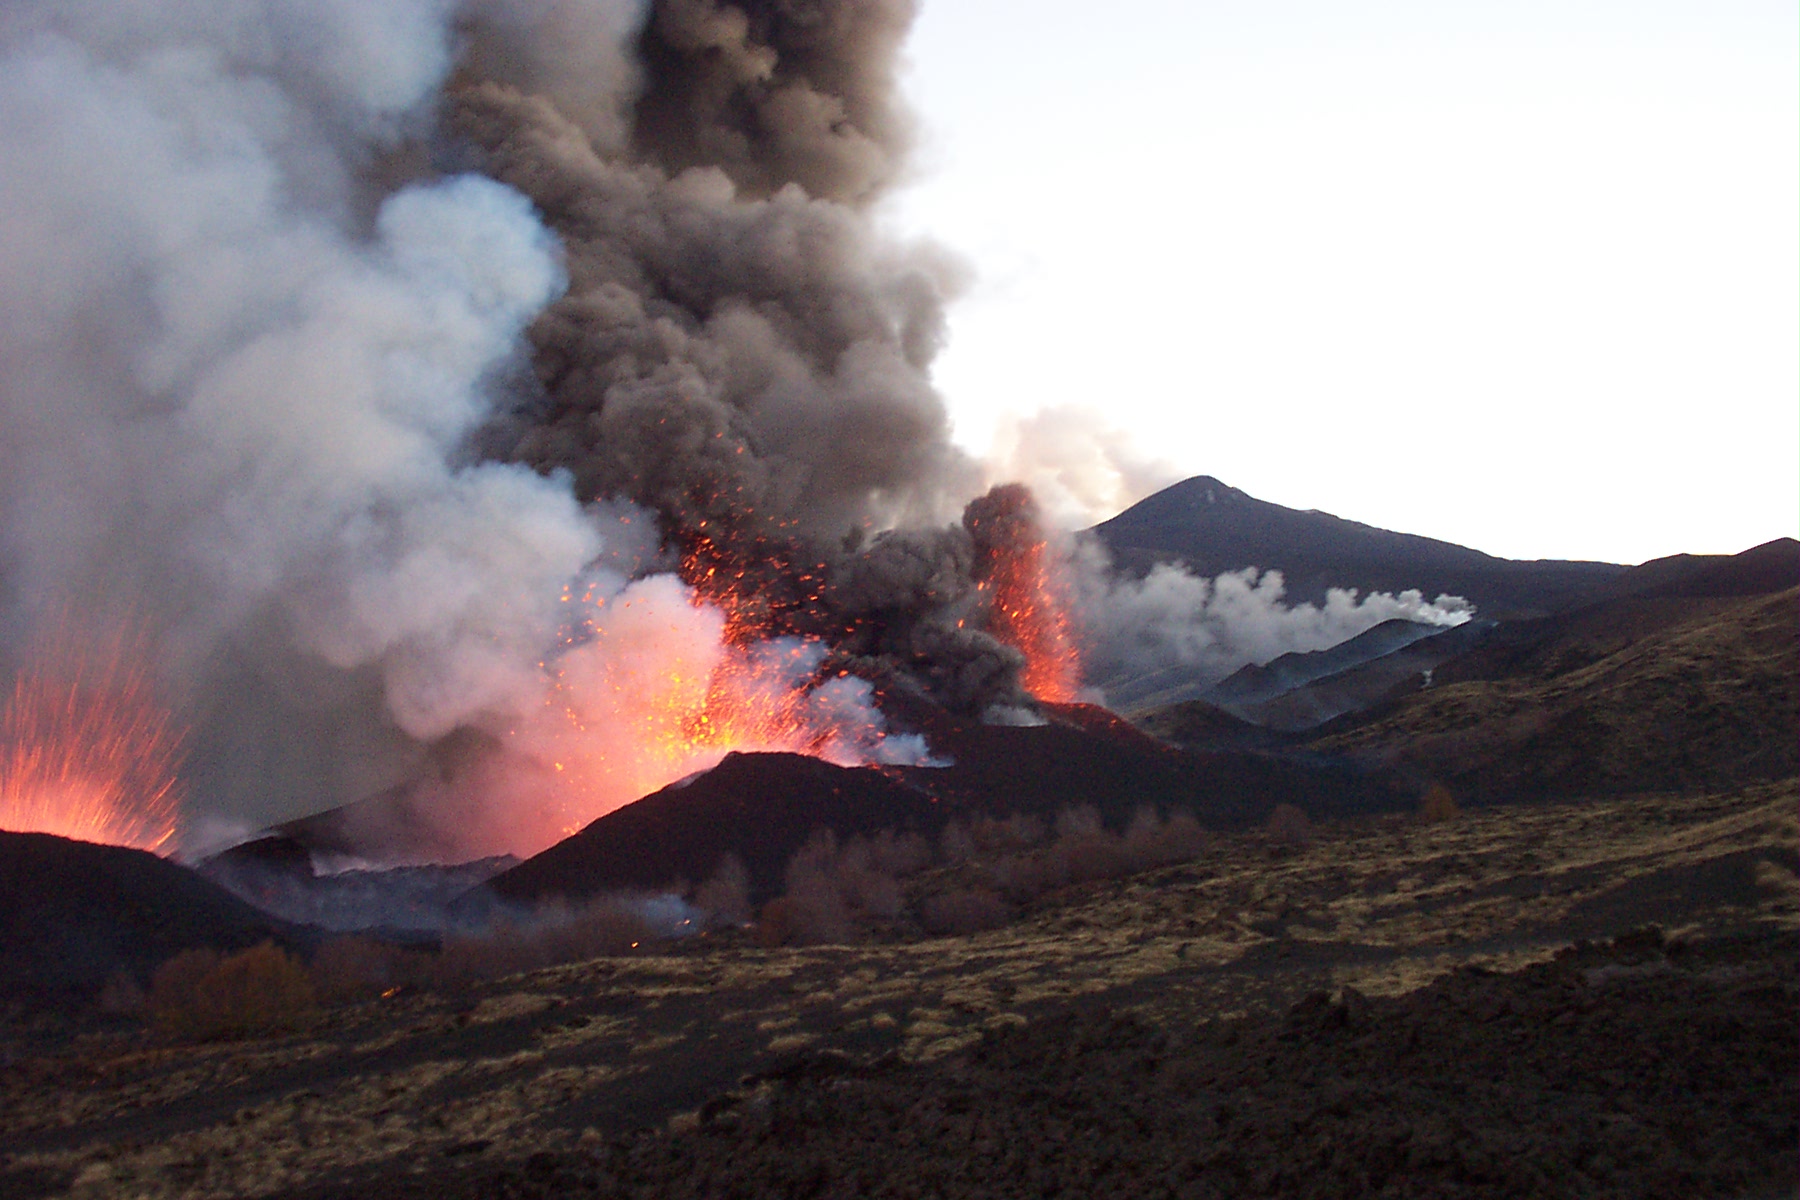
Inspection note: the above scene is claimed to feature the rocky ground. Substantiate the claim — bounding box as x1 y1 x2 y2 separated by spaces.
1 781 1794 1199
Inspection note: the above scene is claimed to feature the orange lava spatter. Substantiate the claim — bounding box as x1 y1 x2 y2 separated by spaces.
0 628 184 853
964 483 1083 704
522 575 891 844
982 532 1082 704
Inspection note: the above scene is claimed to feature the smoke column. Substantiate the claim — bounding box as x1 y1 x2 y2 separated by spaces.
0 0 1477 861
0 0 999 857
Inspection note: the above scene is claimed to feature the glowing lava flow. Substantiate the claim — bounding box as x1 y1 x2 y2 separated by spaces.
0 630 184 853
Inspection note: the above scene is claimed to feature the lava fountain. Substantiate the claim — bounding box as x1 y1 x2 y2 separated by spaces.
0 626 184 853
508 568 929 848
965 484 1083 703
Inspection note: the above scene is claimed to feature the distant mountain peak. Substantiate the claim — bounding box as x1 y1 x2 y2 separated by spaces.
1095 474 1628 617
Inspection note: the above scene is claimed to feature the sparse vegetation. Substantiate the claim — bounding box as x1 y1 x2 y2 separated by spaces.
1419 783 1461 823
149 942 318 1041
693 853 751 927
1266 802 1314 848
752 803 1213 943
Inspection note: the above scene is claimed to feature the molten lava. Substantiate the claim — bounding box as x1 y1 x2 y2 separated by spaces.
981 538 1082 702
0 628 184 853
965 483 1083 703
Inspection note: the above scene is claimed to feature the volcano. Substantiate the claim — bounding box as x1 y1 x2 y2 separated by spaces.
1094 475 1628 616
481 698 1405 907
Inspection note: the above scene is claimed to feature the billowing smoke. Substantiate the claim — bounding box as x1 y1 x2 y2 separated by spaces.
0 0 998 858
1072 543 1474 695
984 405 1184 531
0 0 1472 864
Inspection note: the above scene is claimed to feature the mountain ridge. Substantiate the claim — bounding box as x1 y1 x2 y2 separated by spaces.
1093 475 1628 616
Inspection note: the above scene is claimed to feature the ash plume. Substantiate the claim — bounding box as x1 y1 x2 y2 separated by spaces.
0 0 1470 865
0 0 1002 858
628 0 918 205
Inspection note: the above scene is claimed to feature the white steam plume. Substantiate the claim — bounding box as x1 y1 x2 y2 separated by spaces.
0 4 614 830
1070 540 1473 694
983 405 1184 531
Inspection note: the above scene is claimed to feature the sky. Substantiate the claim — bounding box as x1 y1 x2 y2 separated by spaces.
884 0 1798 565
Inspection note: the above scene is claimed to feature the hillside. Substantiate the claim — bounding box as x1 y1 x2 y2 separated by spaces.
1093 476 1626 615
485 706 1406 907
0 833 311 1007
1306 587 1799 801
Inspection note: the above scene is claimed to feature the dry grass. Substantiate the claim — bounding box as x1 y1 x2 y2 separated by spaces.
13 783 1791 1200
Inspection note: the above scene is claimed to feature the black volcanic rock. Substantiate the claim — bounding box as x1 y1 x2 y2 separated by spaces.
1308 587 1800 800
1222 619 1497 733
1093 475 1626 616
893 703 1399 830
0 832 311 1008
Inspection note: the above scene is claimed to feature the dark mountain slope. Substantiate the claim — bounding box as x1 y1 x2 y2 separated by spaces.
1093 476 1625 616
0 833 310 1007
1307 587 1799 801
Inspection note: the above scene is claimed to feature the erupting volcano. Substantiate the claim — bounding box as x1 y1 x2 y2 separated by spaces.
0 627 183 854
0 1 1453 862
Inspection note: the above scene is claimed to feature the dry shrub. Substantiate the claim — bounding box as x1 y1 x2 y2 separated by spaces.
1056 829 1125 883
537 902 652 962
866 829 933 878
920 887 1011 936
973 813 1046 853
309 936 420 1004
151 942 318 1041
988 849 1063 902
754 896 796 948
433 900 652 987
1419 783 1461 824
760 828 920 945
781 831 855 944
1121 806 1208 871
1266 803 1314 847
694 853 751 927
939 818 975 865
836 837 903 919
1054 805 1102 840
978 805 1210 906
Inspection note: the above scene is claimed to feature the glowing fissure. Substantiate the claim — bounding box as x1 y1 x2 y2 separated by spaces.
0 629 183 853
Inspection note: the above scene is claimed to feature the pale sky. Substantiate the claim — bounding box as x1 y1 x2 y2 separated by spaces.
886 0 1798 565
